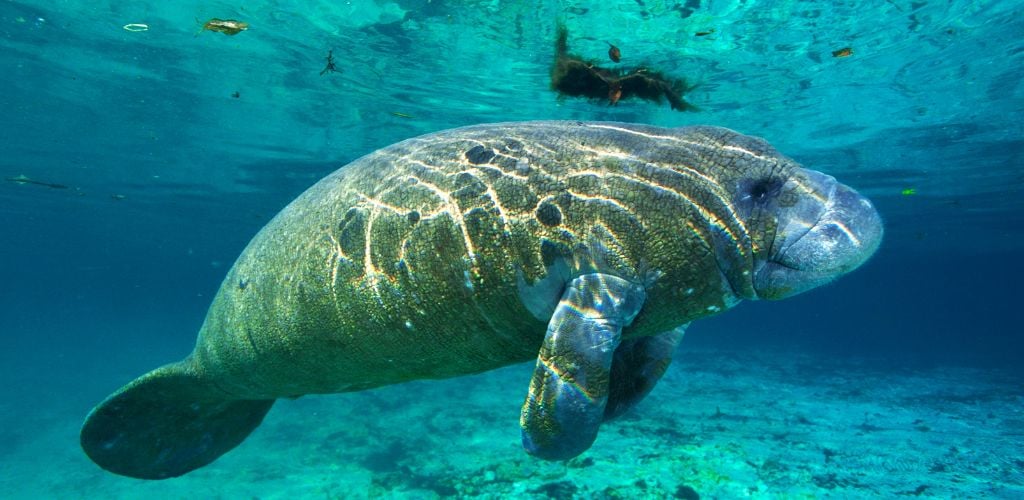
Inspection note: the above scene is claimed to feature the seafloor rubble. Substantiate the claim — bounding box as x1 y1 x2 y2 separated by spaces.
7 349 1023 498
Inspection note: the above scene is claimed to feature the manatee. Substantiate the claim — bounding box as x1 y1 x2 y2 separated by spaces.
81 121 882 479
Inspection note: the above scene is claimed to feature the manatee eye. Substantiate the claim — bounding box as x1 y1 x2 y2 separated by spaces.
748 177 783 202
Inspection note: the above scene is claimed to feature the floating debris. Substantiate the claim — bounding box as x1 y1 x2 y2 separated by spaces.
122 23 149 32
200 18 248 36
832 47 853 58
551 26 695 111
606 42 621 62
901 188 916 196
320 49 338 76
609 84 623 105
390 111 414 119
111 194 127 201
5 174 68 189
695 28 715 36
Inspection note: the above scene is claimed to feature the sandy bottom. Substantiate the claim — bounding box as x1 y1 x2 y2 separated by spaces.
3 348 1022 499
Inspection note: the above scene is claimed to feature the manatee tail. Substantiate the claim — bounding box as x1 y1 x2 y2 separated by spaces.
80 361 274 479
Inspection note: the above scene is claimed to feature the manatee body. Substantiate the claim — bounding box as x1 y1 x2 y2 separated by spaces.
81 121 882 479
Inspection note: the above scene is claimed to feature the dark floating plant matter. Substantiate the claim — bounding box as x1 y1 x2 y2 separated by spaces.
550 26 695 111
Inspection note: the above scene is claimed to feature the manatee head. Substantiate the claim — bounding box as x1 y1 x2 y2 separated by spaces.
688 126 883 301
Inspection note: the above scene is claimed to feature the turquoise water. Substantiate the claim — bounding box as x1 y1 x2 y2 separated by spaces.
1 1 1022 497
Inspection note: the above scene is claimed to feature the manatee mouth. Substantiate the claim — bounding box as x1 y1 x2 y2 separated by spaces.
754 170 883 300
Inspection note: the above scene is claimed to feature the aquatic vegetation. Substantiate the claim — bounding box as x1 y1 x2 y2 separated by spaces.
606 41 621 62
551 26 695 111
199 18 248 36
320 49 338 75
832 47 854 58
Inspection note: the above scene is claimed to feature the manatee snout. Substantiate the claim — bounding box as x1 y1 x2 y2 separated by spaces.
755 168 882 300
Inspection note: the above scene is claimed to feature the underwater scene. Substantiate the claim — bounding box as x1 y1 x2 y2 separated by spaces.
1 0 1022 498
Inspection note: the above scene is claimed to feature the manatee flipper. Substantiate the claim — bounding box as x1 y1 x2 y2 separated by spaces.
520 273 646 461
80 361 274 479
604 325 687 421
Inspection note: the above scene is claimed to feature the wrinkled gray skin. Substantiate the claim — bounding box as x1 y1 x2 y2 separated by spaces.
80 121 882 479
